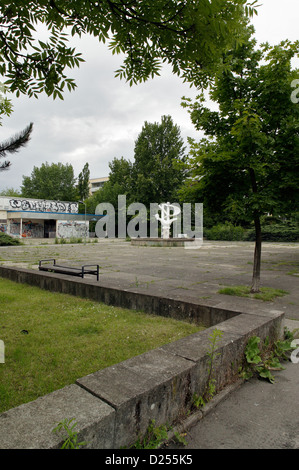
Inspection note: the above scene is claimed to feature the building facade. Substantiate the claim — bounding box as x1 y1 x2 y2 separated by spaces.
0 196 100 239
88 177 109 195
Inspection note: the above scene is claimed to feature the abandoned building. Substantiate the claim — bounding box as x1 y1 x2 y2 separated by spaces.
0 196 100 239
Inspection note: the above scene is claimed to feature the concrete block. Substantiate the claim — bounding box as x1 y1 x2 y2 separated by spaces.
161 311 284 398
0 384 115 449
161 328 244 392
214 298 284 318
77 348 195 448
216 312 285 340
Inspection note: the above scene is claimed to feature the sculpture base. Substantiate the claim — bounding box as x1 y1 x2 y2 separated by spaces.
130 237 195 247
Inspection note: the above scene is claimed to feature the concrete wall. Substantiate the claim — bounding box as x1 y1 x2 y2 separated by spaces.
57 220 88 239
7 219 20 237
0 211 7 234
0 222 7 234
0 266 284 449
0 266 240 327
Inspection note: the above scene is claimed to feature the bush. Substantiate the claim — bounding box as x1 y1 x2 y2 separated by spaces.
0 233 22 246
204 221 299 242
245 223 299 242
204 223 245 241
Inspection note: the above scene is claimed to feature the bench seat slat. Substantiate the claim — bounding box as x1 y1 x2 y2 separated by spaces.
38 259 99 281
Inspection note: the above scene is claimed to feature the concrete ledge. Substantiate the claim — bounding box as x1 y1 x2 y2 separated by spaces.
0 266 285 449
131 237 196 247
77 349 195 448
0 384 115 449
0 265 239 327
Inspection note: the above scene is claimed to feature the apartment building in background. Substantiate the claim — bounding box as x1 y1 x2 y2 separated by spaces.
88 177 109 195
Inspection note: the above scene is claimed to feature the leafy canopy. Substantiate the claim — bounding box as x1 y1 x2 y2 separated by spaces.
131 115 187 207
181 34 299 223
85 115 187 212
0 1 259 99
77 162 90 201
21 161 77 201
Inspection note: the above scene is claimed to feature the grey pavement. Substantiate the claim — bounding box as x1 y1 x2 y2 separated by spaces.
0 238 298 449
167 318 299 450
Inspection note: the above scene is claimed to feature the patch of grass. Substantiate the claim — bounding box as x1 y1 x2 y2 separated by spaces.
287 269 299 276
0 278 203 413
218 285 289 301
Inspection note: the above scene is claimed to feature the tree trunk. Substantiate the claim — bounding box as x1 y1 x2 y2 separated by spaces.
251 215 262 293
248 167 262 293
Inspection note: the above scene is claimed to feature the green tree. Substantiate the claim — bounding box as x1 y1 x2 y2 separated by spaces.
86 116 187 216
108 157 133 196
77 162 90 201
0 187 21 196
21 161 77 201
0 1 258 99
131 115 187 207
85 157 133 211
181 34 299 292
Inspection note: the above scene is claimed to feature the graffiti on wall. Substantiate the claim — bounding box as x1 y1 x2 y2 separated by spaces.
7 219 44 238
0 223 7 233
8 199 78 214
22 220 44 238
9 220 20 236
57 221 88 239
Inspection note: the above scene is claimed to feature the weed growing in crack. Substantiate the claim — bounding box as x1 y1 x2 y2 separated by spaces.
192 328 223 409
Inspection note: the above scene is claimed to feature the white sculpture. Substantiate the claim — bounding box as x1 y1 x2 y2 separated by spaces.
155 202 181 239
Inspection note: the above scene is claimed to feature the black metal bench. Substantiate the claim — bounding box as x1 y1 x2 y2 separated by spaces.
39 259 99 281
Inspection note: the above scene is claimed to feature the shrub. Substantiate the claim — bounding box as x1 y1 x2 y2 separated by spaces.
204 223 245 241
245 223 299 242
0 233 21 246
204 221 299 242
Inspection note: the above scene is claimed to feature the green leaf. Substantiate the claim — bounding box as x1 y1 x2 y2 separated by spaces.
0 0 256 98
245 336 262 364
256 366 275 383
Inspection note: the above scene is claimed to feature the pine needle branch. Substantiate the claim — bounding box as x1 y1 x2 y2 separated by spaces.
0 122 33 157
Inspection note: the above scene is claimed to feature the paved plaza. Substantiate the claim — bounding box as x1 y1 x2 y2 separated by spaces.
0 238 298 321
0 238 298 449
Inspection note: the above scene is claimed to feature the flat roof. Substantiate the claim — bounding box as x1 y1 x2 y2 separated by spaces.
7 211 103 221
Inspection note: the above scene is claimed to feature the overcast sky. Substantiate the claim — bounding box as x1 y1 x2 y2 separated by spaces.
1 0 299 192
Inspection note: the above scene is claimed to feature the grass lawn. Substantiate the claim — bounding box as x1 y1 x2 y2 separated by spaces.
218 285 289 301
0 278 203 414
